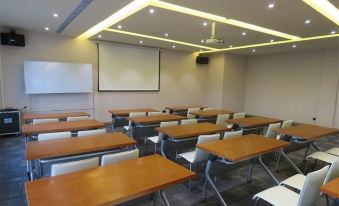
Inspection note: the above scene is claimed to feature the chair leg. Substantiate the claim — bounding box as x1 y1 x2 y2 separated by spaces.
275 152 282 172
254 198 259 206
303 144 311 162
188 164 192 191
247 158 257 183
154 143 157 154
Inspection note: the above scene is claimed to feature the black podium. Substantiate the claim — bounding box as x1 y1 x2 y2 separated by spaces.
0 109 21 136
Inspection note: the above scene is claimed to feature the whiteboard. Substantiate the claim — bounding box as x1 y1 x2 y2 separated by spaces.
98 43 160 91
24 61 93 94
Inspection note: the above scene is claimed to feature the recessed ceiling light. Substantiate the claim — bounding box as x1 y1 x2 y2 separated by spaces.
45 27 49 31
164 33 169 37
268 3 275 9
117 25 122 29
292 44 297 48
201 40 205 43
139 40 143 44
53 13 59 18
242 32 246 36
203 22 208 26
172 45 176 48
200 49 203 52
270 39 274 42
305 19 311 24
252 49 256 52
149 8 155 13
331 30 336 34
229 45 233 48
98 34 102 38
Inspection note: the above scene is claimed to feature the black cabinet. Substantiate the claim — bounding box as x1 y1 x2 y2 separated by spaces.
0 109 21 136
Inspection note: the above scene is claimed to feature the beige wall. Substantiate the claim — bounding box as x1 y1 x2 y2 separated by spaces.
0 30 209 122
245 49 338 127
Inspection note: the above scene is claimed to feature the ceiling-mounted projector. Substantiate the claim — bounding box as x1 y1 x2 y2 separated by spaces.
205 21 224 45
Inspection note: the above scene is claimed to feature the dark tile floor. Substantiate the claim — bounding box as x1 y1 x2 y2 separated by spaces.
0 126 337 206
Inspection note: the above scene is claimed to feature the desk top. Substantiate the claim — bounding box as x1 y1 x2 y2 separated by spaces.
22 112 89 121
164 106 204 112
197 134 289 162
191 110 234 118
155 122 230 140
320 178 339 199
22 120 105 135
276 124 339 140
108 108 159 116
26 132 136 160
25 154 196 206
226 116 281 128
127 114 186 125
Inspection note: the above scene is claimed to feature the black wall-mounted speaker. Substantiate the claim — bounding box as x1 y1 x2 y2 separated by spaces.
1 30 25 47
196 56 209 64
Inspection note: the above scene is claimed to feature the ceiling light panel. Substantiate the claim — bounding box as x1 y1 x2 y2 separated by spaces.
303 0 339 26
112 6 285 49
164 0 336 37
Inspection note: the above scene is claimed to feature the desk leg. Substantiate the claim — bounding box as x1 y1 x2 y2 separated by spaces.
202 156 227 206
160 190 170 206
258 155 279 185
247 157 258 183
311 142 320 151
151 191 158 206
28 160 34 181
279 149 303 175
111 115 116 132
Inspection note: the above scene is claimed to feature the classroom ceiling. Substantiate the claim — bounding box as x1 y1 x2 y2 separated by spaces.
0 0 338 55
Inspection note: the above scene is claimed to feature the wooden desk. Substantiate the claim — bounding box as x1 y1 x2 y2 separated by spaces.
165 106 204 113
191 110 234 119
23 112 89 122
25 155 196 206
22 120 104 135
156 123 230 158
226 116 281 128
26 133 136 160
108 108 159 116
128 114 186 125
320 178 339 199
276 124 339 141
197 134 296 206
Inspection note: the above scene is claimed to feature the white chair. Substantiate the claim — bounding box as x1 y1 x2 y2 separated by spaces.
67 116 90 122
101 149 139 166
147 111 163 116
51 157 99 176
123 112 146 136
281 120 293 128
232 112 245 119
147 121 179 153
202 107 213 111
181 119 198 125
280 158 339 192
37 131 72 141
326 147 339 156
32 118 59 124
223 130 243 140
216 114 230 127
253 165 329 206
187 107 200 119
77 128 106 137
265 123 281 139
306 151 338 165
177 134 220 190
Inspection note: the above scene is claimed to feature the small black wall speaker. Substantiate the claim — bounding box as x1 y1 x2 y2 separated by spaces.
1 30 25 47
196 56 209 64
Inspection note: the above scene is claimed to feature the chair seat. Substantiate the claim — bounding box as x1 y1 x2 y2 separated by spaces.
147 136 159 144
178 151 195 163
123 126 129 131
327 147 339 156
253 186 299 206
307 152 338 164
280 174 305 191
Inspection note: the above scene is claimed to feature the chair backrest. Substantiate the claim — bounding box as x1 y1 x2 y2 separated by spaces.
77 128 106 137
232 112 245 119
33 118 59 124
51 157 99 176
223 130 243 140
298 165 330 206
281 120 293 128
38 131 72 141
265 123 281 139
147 112 163 116
323 158 339 185
216 114 230 127
202 107 213 111
128 112 146 127
67 116 90 122
181 119 198 125
187 107 200 119
194 134 220 163
158 121 179 141
101 149 139 166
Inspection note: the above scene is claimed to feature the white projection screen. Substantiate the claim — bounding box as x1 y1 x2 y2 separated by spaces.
98 43 160 91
